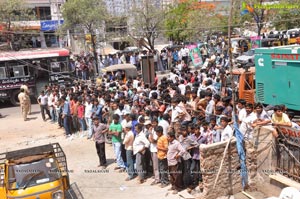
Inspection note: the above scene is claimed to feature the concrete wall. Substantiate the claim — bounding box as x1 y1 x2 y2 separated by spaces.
196 126 276 199
198 138 248 199
252 126 275 182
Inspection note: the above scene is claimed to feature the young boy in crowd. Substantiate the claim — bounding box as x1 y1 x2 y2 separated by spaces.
92 116 108 169
167 131 185 194
179 126 199 192
156 126 169 188
109 114 126 171
123 121 136 181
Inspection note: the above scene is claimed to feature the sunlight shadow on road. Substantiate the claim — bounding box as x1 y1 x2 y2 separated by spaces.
28 111 40 115
27 117 38 121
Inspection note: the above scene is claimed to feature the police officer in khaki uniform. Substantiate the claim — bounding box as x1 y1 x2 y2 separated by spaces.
20 84 31 114
18 88 30 121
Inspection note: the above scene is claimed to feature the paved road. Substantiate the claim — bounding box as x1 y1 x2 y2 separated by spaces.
0 104 188 199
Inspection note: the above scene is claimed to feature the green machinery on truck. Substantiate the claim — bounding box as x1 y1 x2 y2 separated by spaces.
254 45 300 112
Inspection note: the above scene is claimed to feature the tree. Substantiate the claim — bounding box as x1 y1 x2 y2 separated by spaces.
164 1 191 42
186 9 226 40
61 0 108 73
272 0 300 30
240 0 279 36
164 0 230 42
128 0 167 50
0 0 35 50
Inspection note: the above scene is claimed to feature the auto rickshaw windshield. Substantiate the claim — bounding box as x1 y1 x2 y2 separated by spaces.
8 157 61 190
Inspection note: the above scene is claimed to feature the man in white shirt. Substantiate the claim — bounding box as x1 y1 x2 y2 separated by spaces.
171 98 185 138
130 53 136 66
85 98 94 139
178 79 186 95
204 92 215 122
237 99 247 123
220 117 233 142
181 47 189 65
158 114 170 136
239 103 256 140
149 118 160 185
133 124 150 184
123 121 135 180
133 76 140 89
37 90 51 122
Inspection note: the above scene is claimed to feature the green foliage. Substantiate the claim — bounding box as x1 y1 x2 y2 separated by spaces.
129 0 167 50
61 0 107 33
164 1 191 42
240 0 289 35
0 0 35 30
272 0 300 30
164 0 230 42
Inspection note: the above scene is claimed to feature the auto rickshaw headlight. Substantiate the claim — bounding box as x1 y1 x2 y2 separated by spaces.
52 190 63 199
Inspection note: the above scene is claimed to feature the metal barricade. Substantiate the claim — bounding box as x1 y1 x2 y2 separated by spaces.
276 127 300 182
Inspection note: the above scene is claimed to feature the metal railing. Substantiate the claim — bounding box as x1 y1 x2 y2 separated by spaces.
276 127 300 182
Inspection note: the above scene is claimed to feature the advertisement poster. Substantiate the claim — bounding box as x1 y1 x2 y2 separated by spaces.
250 36 261 49
188 46 203 67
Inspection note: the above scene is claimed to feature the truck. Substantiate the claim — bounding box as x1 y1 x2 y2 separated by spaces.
231 66 255 105
0 143 83 199
0 48 73 105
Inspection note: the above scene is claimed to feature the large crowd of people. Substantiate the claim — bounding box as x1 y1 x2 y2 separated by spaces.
70 36 230 81
16 42 300 195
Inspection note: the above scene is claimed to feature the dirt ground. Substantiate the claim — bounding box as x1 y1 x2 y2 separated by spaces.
0 104 282 199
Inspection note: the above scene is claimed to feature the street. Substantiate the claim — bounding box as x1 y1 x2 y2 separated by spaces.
0 103 182 199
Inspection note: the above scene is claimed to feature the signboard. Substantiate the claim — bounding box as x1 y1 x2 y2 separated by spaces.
276 126 300 155
40 20 64 32
250 36 261 49
85 34 96 43
188 46 203 67
271 54 300 60
278 126 300 138
0 77 35 90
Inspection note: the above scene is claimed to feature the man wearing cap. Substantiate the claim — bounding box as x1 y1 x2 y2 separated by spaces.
123 121 135 181
20 83 31 115
92 116 109 169
18 88 30 121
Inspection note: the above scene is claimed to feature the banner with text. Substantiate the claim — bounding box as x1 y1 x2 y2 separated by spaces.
188 45 203 67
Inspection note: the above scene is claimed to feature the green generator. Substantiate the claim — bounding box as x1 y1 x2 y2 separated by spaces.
255 45 300 111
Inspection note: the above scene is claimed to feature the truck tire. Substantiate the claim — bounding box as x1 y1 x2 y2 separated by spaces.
10 90 20 106
105 134 112 144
